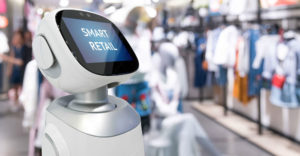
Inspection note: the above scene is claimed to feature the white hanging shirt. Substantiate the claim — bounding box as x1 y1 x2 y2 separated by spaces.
237 36 249 77
205 29 221 72
0 31 9 62
213 25 239 67
253 35 280 79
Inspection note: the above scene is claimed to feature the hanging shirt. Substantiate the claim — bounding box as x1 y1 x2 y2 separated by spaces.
0 31 9 62
237 35 250 77
213 25 239 67
294 39 300 75
233 72 253 104
194 54 207 88
253 35 280 79
282 41 297 85
205 28 221 72
247 28 262 96
194 37 207 88
285 39 300 85
233 37 253 104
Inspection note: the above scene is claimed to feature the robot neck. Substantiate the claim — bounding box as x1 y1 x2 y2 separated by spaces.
75 86 108 104
68 86 116 113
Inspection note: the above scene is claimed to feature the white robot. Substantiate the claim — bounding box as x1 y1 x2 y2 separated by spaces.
32 8 144 156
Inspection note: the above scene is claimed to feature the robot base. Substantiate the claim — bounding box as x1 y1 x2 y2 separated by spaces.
42 94 145 156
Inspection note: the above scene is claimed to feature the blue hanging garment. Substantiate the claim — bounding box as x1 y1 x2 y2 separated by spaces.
194 37 207 88
247 29 263 96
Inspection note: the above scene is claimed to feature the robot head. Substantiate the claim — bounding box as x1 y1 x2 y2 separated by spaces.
33 9 139 94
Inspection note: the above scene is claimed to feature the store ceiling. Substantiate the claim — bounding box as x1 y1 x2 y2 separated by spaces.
33 0 91 8
33 0 194 8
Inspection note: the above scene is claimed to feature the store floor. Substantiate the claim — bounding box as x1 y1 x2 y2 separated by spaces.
0 99 272 156
183 101 272 156
0 101 28 156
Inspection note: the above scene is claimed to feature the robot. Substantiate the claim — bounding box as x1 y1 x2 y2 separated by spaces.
32 8 144 156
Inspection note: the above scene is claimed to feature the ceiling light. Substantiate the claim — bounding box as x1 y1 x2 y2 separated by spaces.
37 8 43 15
103 0 122 4
85 0 93 4
145 7 157 18
59 0 69 7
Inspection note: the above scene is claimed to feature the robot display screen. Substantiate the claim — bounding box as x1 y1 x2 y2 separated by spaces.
56 10 138 75
62 17 133 63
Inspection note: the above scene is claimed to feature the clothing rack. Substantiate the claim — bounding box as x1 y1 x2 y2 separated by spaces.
200 1 300 136
257 0 263 135
218 1 300 137
211 0 300 136
172 1 300 138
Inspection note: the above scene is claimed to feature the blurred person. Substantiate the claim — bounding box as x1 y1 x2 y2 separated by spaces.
146 35 221 156
150 41 185 116
24 30 33 47
149 27 189 116
147 18 159 55
17 30 34 128
115 7 153 133
21 30 33 81
1 30 25 110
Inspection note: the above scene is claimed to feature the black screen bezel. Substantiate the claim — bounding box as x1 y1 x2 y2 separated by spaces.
56 10 139 76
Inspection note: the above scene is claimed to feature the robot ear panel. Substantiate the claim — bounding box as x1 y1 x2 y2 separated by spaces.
33 36 55 70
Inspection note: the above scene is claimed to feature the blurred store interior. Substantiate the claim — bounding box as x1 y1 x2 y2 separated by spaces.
2 0 300 155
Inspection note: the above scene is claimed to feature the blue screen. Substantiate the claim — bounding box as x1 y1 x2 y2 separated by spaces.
62 17 133 63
